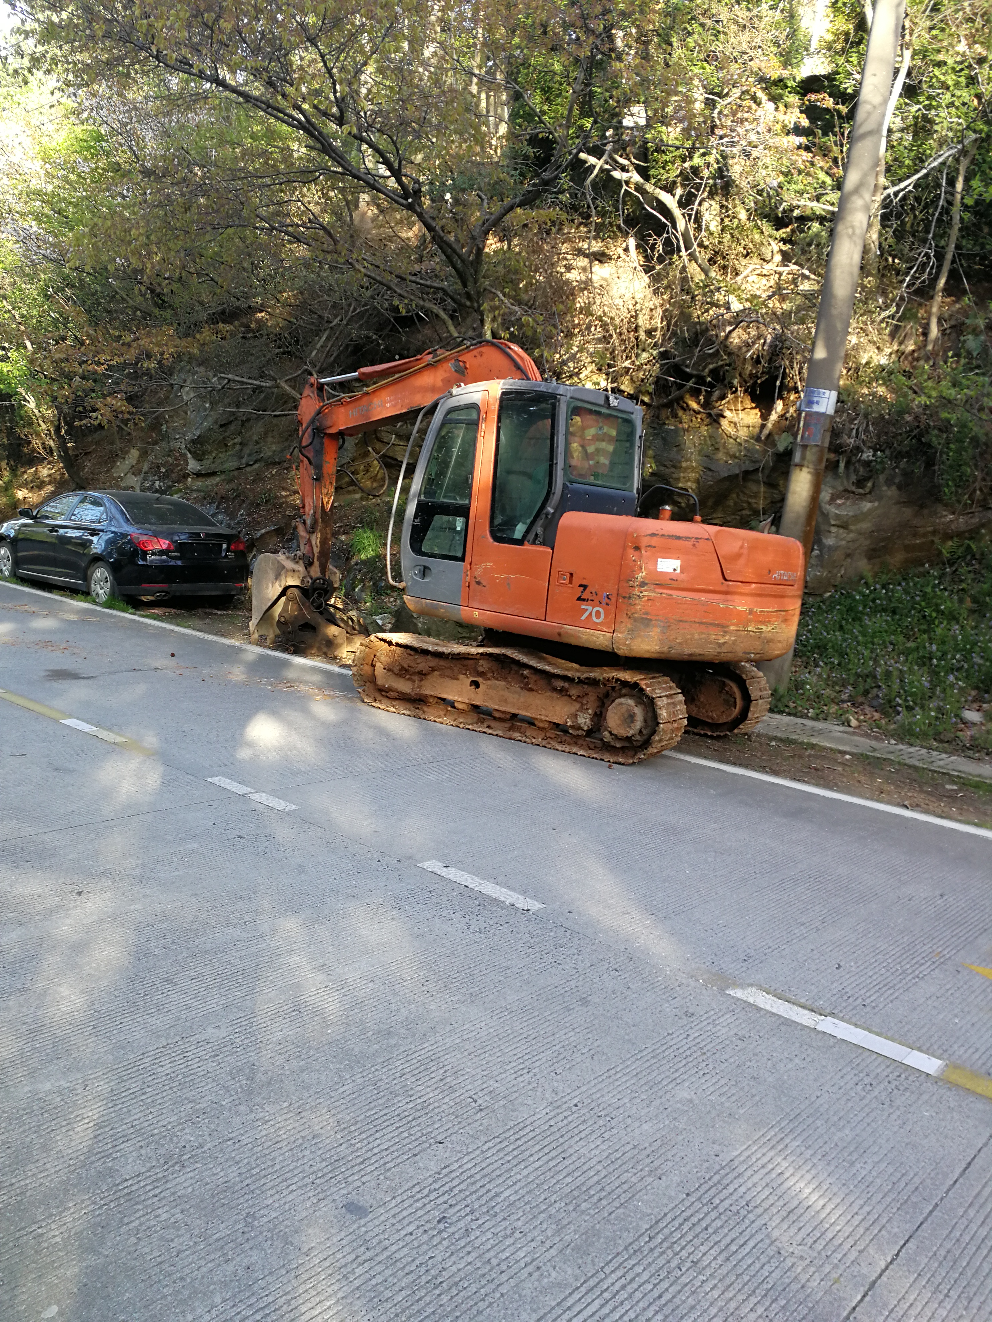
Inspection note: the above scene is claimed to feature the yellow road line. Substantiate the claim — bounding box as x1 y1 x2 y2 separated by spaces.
0 686 153 756
0 688 69 721
964 963 992 982
941 1064 992 1101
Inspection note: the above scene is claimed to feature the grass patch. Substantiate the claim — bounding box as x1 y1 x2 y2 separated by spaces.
350 525 384 561
775 542 992 751
96 595 136 613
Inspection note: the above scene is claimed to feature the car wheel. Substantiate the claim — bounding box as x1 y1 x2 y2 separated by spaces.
88 561 118 605
0 541 14 580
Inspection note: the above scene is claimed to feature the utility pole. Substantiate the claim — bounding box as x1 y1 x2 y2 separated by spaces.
762 0 907 694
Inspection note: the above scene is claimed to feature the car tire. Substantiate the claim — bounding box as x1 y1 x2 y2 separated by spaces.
88 560 118 605
0 541 15 580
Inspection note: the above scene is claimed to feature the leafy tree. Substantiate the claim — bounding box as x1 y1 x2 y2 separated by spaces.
15 0 659 336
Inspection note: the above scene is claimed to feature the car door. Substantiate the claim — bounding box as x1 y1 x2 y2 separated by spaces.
467 389 555 622
16 493 82 576
57 493 109 584
401 397 486 609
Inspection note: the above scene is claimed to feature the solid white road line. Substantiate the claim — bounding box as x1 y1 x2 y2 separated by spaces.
0 579 351 675
728 985 946 1076
668 751 992 840
419 860 544 912
207 776 298 812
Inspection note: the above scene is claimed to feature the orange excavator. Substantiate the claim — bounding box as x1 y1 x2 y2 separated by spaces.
250 341 803 763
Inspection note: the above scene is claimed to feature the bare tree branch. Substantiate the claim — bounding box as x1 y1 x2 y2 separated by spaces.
578 151 716 280
926 139 979 352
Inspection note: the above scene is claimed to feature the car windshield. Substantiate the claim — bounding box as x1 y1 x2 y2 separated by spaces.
113 495 219 529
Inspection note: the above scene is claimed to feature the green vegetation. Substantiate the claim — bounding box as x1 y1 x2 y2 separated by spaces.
1 466 19 515
349 526 385 562
0 1 987 440
776 544 992 751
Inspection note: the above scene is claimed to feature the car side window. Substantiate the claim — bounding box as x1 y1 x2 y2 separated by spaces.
37 494 80 521
68 495 108 525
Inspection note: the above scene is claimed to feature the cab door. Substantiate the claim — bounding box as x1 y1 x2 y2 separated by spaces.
401 396 485 609
467 389 555 622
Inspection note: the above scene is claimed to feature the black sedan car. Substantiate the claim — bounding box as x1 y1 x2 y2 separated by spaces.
0 490 248 604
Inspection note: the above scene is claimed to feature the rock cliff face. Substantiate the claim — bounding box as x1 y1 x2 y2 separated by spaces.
58 361 303 551
806 470 992 592
642 394 792 529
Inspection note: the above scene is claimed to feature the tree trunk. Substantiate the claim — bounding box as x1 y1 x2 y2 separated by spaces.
53 408 85 489
926 140 978 354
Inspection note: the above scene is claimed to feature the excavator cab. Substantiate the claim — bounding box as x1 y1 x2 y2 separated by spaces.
399 377 802 661
401 381 643 624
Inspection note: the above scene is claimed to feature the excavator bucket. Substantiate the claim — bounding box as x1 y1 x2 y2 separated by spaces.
250 551 349 659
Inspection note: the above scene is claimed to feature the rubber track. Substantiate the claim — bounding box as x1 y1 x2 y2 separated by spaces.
730 661 777 735
673 659 772 738
726 661 772 736
353 634 687 764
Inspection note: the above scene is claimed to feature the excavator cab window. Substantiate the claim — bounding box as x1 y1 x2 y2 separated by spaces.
491 393 555 543
409 404 480 561
565 402 637 490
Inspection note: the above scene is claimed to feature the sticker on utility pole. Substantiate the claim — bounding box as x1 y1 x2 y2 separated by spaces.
801 387 838 415
657 558 681 573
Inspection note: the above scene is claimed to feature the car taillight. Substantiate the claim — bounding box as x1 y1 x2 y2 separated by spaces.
130 533 174 551
230 538 246 552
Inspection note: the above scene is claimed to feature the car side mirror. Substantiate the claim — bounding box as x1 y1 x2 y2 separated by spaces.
17 507 34 519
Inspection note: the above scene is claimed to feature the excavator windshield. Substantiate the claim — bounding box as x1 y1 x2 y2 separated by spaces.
566 402 638 490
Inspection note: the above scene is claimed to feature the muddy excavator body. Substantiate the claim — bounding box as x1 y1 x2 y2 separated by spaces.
251 343 804 761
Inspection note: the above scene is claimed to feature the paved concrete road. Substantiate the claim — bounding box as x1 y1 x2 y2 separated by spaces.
2 581 991 1322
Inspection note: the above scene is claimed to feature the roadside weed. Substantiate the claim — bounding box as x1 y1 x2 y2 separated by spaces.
776 544 992 749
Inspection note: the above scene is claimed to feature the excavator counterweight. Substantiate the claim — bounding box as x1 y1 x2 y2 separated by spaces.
251 343 804 759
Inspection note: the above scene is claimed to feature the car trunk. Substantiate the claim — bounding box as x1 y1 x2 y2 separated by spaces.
160 527 232 561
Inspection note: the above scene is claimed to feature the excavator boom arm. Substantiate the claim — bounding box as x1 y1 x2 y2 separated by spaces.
295 341 540 575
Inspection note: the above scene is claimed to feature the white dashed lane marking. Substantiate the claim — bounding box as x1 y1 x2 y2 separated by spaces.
728 985 945 1074
419 860 544 912
725 984 992 1103
207 776 298 812
60 717 127 744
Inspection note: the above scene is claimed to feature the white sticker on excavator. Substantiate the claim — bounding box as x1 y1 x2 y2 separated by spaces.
656 558 681 573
